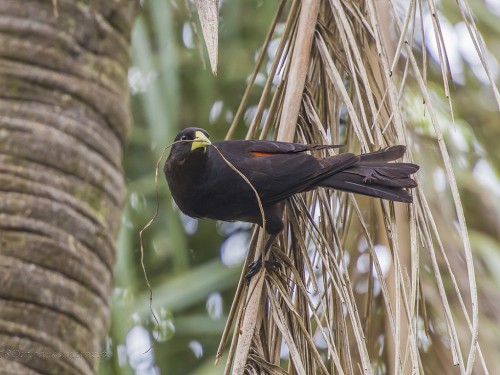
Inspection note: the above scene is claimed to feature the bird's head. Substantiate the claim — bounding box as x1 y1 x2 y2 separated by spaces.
168 127 212 163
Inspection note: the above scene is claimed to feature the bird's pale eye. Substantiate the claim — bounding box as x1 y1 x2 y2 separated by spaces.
180 135 189 141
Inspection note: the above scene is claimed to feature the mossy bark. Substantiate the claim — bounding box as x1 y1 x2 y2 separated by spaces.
0 1 138 373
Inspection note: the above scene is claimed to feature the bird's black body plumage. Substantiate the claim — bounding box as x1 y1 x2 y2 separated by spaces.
164 127 419 235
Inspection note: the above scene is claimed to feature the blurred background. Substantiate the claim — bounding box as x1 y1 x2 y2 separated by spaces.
99 0 500 374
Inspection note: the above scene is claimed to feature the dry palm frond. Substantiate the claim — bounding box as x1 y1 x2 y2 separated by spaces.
205 0 498 373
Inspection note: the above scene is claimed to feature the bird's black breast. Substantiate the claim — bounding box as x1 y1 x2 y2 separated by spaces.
164 146 263 223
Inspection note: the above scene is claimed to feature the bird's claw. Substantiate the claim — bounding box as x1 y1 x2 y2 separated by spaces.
245 259 282 284
245 260 262 283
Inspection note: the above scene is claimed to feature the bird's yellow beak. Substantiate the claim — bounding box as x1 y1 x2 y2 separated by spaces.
191 131 211 151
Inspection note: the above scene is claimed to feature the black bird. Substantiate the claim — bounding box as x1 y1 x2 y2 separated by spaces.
164 127 418 270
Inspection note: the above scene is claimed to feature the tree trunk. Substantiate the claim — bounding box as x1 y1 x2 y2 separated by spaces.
0 1 137 373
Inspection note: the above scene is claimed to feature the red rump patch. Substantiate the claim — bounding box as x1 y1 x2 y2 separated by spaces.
252 152 275 157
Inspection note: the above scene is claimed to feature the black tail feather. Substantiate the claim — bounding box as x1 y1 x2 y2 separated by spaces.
321 172 414 202
358 145 407 163
319 146 419 203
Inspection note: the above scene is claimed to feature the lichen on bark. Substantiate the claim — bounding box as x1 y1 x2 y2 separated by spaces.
0 1 139 373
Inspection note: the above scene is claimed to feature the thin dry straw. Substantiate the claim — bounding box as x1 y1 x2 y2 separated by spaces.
208 145 267 245
139 139 268 351
139 142 175 352
51 0 58 17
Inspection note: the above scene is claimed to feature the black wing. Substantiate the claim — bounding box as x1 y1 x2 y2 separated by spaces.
214 139 343 154
214 140 357 204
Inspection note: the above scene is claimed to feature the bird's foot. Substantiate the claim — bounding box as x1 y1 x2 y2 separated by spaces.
244 260 262 283
245 259 282 284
